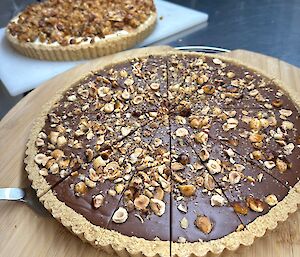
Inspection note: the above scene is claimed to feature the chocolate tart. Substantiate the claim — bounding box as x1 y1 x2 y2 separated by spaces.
6 0 156 61
25 50 300 257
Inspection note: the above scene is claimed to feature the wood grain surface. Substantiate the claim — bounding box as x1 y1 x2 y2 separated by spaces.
0 47 299 257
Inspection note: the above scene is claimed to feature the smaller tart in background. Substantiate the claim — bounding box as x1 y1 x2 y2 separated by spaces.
6 0 157 61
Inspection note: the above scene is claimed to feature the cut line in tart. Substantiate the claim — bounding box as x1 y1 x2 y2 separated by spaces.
25 50 300 257
6 0 157 61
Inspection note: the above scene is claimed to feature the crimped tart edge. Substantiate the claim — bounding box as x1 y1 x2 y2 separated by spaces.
24 49 300 257
6 12 156 61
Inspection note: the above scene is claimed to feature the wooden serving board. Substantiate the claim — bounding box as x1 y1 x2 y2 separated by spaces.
0 47 299 257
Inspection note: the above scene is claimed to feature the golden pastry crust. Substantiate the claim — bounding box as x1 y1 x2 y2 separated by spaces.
6 13 156 61
25 49 300 257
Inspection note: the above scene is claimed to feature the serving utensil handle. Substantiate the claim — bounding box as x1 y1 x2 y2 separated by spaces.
0 188 25 201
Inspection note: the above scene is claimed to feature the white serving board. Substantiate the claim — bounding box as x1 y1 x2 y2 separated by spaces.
0 0 208 96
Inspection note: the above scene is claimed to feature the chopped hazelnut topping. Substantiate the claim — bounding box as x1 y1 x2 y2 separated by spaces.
195 216 213 234
93 194 104 208
150 199 166 216
112 207 128 224
194 131 208 144
204 173 215 191
229 171 242 185
175 128 189 137
74 181 87 196
246 196 265 213
134 195 150 210
180 217 189 229
232 202 249 215
206 160 222 174
265 194 278 206
210 194 227 207
178 185 196 197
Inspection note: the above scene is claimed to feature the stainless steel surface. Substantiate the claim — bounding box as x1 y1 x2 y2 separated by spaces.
168 0 300 68
0 187 50 216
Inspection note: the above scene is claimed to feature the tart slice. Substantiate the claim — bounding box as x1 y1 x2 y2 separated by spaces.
206 107 300 188
170 129 243 243
189 139 290 224
6 0 157 61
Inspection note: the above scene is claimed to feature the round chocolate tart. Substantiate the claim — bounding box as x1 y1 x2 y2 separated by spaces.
25 51 300 257
6 0 156 61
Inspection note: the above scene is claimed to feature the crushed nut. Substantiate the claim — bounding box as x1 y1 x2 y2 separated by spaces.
283 143 295 155
121 127 132 137
175 128 189 137
171 162 184 171
121 90 130 100
104 103 115 113
210 194 227 207
249 133 264 143
282 121 294 130
74 181 87 195
34 153 50 166
85 149 94 162
134 195 150 210
232 202 248 215
93 194 104 208
154 187 164 200
93 156 106 169
195 216 213 234
190 118 201 129
49 131 60 145
279 109 292 117
272 99 283 108
57 136 67 147
51 149 64 159
252 150 264 160
265 194 278 206
150 83 160 91
276 158 288 173
178 185 196 197
124 78 134 86
206 160 221 174
194 131 208 144
204 173 215 191
132 95 143 105
202 85 215 94
264 161 276 170
180 217 189 229
150 199 166 216
227 71 235 78
199 148 209 161
112 207 128 224
212 58 222 65
178 153 190 165
229 171 242 185
177 202 188 213
246 196 265 212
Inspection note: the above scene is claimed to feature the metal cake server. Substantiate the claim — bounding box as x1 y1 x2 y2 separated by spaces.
0 187 50 216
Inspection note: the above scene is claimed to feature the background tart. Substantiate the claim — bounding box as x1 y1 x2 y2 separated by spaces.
6 0 157 61
25 51 300 257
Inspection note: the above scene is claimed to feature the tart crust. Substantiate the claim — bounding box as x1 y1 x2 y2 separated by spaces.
6 13 156 61
25 49 300 257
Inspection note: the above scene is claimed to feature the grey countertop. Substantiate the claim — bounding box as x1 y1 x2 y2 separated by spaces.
1 0 300 118
168 0 300 68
